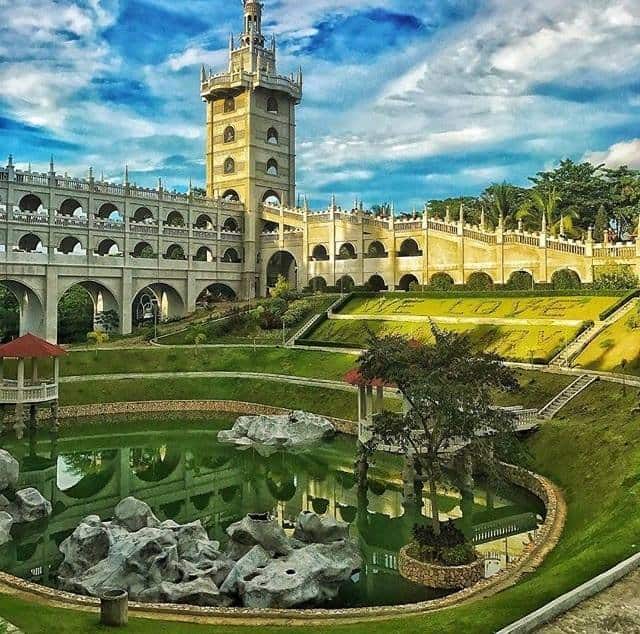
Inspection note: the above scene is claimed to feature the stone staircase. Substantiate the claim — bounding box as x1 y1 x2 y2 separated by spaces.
537 374 597 420
550 299 637 368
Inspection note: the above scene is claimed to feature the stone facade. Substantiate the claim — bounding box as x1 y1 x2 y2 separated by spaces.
398 547 484 589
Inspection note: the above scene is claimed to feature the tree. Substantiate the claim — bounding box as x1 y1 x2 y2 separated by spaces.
0 287 19 343
86 331 109 357
593 260 639 290
481 182 528 229
58 287 94 343
593 205 608 242
271 275 291 300
603 166 640 239
95 310 119 333
357 328 518 534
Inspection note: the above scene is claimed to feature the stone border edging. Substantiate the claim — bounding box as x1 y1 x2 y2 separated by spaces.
497 551 640 634
0 401 565 626
398 548 484 589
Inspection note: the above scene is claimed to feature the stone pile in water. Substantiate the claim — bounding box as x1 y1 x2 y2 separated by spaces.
0 449 52 546
58 498 361 609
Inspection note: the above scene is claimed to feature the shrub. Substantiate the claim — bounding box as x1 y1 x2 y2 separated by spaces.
506 271 534 290
440 543 477 566
412 519 473 565
593 261 639 291
429 273 455 291
551 269 582 290
466 272 493 291
282 299 313 327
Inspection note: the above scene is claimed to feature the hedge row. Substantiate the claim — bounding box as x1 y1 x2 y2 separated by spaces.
597 289 640 321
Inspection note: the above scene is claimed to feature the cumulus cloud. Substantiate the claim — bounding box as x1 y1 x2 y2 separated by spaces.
583 139 640 169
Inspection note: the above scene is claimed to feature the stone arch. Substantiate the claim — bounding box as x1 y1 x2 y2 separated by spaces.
336 275 355 293
309 276 327 292
267 127 278 145
18 194 44 213
506 270 534 290
132 241 154 258
338 242 357 260
222 217 239 232
467 271 494 291
267 96 278 113
311 244 329 261
222 189 240 202
430 272 455 290
133 206 153 223
58 236 83 255
96 239 120 256
197 283 237 307
262 190 281 206
132 283 185 326
367 241 386 258
551 268 581 290
194 246 214 262
222 247 241 263
194 214 214 230
165 244 186 260
266 158 278 176
224 125 235 143
224 157 235 174
399 238 421 257
398 274 419 291
165 210 184 227
367 274 387 292
267 250 297 287
96 202 122 220
59 198 83 216
0 280 45 338
18 233 44 252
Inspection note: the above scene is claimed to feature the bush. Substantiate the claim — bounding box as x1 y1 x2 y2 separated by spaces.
429 273 455 291
593 261 639 291
551 269 582 290
466 272 493 291
440 543 477 566
506 271 534 290
282 299 313 327
412 520 474 565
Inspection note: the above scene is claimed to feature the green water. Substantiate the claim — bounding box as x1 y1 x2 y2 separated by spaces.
0 417 544 608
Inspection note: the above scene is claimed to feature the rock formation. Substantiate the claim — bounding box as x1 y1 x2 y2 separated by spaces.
218 411 335 449
58 498 361 609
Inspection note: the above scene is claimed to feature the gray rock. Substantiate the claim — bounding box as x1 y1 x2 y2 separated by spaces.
10 487 52 523
226 513 291 559
0 450 19 492
218 411 335 449
138 578 233 607
113 497 160 532
0 511 13 546
239 541 361 608
219 545 271 595
58 517 112 578
293 511 349 544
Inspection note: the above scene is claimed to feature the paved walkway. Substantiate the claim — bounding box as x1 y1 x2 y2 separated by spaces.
539 567 640 633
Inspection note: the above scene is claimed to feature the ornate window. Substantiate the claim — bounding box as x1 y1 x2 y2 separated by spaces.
224 126 235 143
224 97 235 113
266 96 278 113
266 158 278 176
224 157 235 174
267 127 278 144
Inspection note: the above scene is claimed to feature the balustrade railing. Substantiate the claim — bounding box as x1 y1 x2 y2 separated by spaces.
0 382 58 403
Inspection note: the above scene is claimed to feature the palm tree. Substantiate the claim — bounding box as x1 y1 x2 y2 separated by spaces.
517 187 564 234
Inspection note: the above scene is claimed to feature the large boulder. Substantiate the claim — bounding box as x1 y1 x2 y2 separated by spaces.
58 516 112 579
10 487 52 523
0 450 19 492
219 545 271 595
138 578 233 607
113 497 160 532
239 541 361 608
0 511 13 546
293 511 349 544
218 411 335 449
226 513 291 559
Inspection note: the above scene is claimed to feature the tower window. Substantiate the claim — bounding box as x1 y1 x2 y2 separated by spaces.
266 158 278 176
267 127 278 145
224 157 235 174
266 96 278 114
224 97 235 113
224 126 235 143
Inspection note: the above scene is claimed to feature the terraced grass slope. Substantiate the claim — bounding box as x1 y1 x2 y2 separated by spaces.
574 299 640 375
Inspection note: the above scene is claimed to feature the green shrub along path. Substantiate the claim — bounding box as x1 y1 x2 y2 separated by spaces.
0 380 637 633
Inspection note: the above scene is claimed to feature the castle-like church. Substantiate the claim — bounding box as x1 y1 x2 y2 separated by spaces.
0 1 635 341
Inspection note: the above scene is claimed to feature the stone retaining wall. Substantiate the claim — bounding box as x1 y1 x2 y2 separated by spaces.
398 549 484 589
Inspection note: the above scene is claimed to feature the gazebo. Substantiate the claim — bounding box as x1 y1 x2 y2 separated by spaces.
0 333 66 438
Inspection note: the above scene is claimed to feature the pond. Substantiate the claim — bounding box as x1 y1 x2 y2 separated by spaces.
0 416 545 609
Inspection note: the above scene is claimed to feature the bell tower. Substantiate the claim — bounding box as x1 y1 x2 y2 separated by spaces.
201 0 302 297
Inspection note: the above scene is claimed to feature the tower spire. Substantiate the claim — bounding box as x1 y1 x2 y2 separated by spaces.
242 1 265 47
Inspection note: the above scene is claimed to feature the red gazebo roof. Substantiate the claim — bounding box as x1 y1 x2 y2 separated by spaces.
0 333 67 359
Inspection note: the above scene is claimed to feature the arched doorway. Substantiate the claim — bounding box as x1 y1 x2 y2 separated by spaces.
0 280 45 339
399 239 421 257
367 275 386 292
398 274 419 291
132 283 185 329
59 199 83 217
336 276 355 293
267 251 297 288
196 284 237 308
506 270 534 290
262 190 281 206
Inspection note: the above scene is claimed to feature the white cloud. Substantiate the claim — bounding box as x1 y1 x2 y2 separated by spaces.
583 139 640 169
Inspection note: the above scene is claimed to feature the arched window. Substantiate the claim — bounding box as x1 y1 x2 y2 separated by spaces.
399 239 421 257
96 239 120 256
266 96 278 113
19 194 44 213
312 245 329 261
267 127 278 145
58 236 82 255
338 243 357 260
224 126 235 143
224 97 235 113
132 242 154 258
97 203 122 221
133 207 153 223
18 233 44 252
224 157 235 174
223 217 239 232
367 241 386 258
398 274 419 292
266 158 278 176
194 246 214 263
165 244 186 260
222 248 241 263
166 211 184 227
222 189 240 202
262 190 281 206
367 275 386 292
194 214 214 230
59 198 83 217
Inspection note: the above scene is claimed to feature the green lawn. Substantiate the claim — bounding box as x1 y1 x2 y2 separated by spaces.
339 293 619 321
574 300 640 375
303 318 582 363
2 379 638 633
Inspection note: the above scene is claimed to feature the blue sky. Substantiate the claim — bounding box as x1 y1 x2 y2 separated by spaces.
1 0 639 210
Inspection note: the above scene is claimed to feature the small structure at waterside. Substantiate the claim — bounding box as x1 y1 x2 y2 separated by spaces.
0 333 66 438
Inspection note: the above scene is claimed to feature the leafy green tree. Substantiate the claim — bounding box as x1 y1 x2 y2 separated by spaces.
603 166 640 239
481 182 528 229
593 260 639 290
0 287 19 342
271 275 291 300
58 287 94 343
358 329 518 534
593 205 608 242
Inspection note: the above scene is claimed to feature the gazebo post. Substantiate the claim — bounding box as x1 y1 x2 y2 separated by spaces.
15 358 25 439
32 357 39 385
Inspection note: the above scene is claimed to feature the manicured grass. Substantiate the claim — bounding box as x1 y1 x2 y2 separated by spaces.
574 300 640 375
2 379 638 633
339 294 619 321
303 318 582 363
493 370 574 409
57 347 357 381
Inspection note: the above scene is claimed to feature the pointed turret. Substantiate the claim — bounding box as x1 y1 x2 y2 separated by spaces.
49 155 55 175
201 65 207 84
7 154 13 168
480 207 486 230
459 202 464 224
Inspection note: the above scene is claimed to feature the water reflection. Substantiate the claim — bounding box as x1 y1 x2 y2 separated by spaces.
0 421 545 608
